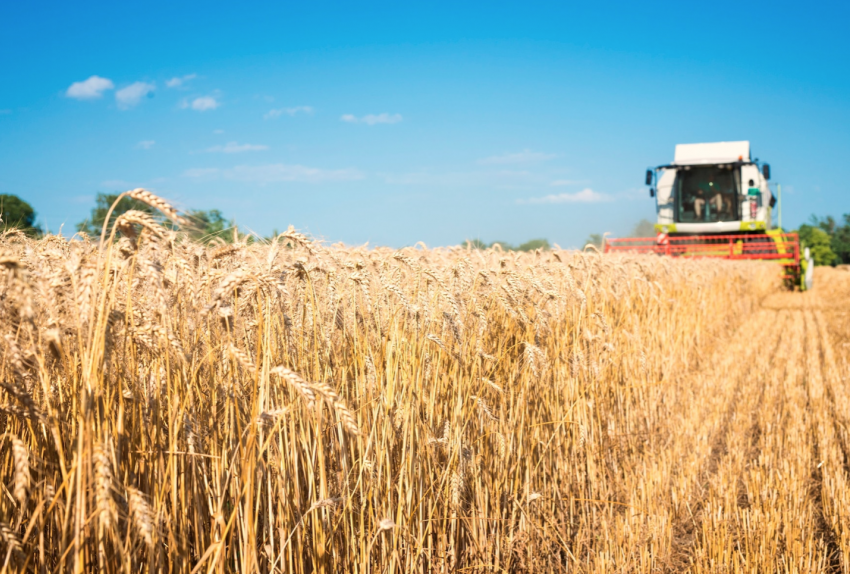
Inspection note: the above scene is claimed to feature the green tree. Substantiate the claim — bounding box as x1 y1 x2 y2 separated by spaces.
464 238 550 251
631 218 656 238
186 209 234 243
517 238 550 251
797 224 837 266
0 194 40 236
465 238 489 249
829 214 850 264
584 233 603 250
76 193 155 236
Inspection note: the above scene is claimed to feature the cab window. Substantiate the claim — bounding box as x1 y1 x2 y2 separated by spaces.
675 166 739 223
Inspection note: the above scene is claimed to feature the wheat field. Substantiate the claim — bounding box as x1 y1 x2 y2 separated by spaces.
1 192 849 573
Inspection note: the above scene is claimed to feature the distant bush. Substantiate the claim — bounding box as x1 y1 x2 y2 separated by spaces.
466 238 550 251
0 193 40 237
798 225 837 266
797 213 850 266
76 193 156 237
584 233 603 250
186 209 235 243
76 193 236 243
631 218 656 238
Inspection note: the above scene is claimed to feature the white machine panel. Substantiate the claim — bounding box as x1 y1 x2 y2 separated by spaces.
673 141 750 165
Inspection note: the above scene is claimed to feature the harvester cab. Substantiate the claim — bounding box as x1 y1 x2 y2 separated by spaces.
605 141 813 290
650 141 773 235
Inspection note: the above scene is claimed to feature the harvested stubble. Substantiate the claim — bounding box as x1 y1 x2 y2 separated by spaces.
1 195 848 573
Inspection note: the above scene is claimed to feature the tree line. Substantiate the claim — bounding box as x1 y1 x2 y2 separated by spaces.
1 193 235 243
2 193 849 263
797 215 850 266
465 238 551 252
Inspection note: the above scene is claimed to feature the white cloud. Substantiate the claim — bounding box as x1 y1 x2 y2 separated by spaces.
363 113 402 125
115 82 155 109
183 96 219 111
213 129 225 134
184 163 363 184
341 113 402 125
136 140 155 150
479 149 557 165
264 106 314 119
228 164 363 183
66 75 114 99
519 188 613 204
206 142 269 153
165 74 197 88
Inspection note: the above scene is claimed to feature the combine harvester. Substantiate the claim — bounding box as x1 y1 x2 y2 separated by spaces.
604 141 814 290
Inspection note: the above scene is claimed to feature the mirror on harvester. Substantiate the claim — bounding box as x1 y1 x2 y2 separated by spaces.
649 188 655 198
645 169 653 186
762 164 770 180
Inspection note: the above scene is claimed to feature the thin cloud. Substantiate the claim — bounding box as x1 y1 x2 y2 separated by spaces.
213 129 225 134
519 188 613 204
550 179 590 186
165 74 197 88
227 164 363 183
617 187 650 200
479 149 557 165
136 140 155 150
183 168 220 178
205 142 269 153
66 75 114 99
381 169 533 187
265 106 313 119
183 96 219 111
0 109 11 115
101 179 132 189
183 163 363 184
381 171 450 185
115 82 155 109
341 113 402 125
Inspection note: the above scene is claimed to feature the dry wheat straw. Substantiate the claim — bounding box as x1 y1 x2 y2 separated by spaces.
3 191 839 573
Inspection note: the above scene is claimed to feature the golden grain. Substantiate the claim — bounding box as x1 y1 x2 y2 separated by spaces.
2 195 850 572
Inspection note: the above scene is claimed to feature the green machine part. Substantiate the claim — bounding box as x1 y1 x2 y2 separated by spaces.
766 228 807 291
799 257 809 291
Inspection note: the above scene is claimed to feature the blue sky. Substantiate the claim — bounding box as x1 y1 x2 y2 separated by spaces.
1 1 848 247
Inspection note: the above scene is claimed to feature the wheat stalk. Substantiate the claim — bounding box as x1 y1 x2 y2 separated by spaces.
2 209 829 572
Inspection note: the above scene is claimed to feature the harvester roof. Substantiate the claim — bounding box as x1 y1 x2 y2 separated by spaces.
673 141 750 165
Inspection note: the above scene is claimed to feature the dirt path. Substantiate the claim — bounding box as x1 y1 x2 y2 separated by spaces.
677 267 850 572
603 268 850 572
